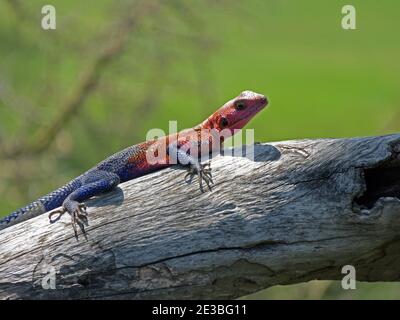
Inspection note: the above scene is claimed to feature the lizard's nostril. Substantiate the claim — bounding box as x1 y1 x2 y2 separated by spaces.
260 96 268 105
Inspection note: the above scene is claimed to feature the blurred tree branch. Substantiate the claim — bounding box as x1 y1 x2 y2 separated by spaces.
1 1 159 158
5 0 25 19
1 0 219 159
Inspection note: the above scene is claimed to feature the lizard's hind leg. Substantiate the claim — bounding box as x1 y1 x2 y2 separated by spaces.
49 170 120 238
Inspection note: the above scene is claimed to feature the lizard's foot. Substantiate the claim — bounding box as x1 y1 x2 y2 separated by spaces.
48 202 88 238
185 162 213 192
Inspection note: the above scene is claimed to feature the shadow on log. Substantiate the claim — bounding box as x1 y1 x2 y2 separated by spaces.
1 134 400 299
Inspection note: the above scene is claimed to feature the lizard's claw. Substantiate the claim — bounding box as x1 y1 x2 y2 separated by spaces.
70 204 88 239
48 203 88 239
185 162 213 192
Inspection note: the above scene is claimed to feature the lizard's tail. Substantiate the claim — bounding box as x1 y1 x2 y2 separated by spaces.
0 179 81 231
0 201 48 231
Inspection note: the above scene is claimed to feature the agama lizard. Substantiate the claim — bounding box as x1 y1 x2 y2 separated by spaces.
0 90 268 236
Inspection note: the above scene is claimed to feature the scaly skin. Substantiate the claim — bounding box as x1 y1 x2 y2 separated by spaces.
0 91 268 236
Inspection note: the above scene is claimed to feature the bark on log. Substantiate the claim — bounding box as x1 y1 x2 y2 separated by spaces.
1 134 400 300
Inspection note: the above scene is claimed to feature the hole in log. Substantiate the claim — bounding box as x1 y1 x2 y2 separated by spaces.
355 163 400 209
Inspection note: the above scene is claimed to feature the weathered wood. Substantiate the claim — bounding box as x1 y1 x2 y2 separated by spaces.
1 134 400 299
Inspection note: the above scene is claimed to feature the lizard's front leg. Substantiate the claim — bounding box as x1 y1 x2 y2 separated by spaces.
168 144 213 192
49 170 120 237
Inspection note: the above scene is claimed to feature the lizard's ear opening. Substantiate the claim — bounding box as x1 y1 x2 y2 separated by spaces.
219 117 229 128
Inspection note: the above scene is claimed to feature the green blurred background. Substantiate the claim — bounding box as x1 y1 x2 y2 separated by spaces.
0 0 399 299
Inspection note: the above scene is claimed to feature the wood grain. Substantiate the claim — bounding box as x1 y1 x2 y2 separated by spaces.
1 134 400 299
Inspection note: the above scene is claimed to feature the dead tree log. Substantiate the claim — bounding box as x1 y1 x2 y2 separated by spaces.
1 134 400 299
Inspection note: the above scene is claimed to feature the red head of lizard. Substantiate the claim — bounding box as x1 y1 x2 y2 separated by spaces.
199 90 268 136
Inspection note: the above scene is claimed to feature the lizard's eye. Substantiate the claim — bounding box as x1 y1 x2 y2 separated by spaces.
235 101 246 110
219 117 229 128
